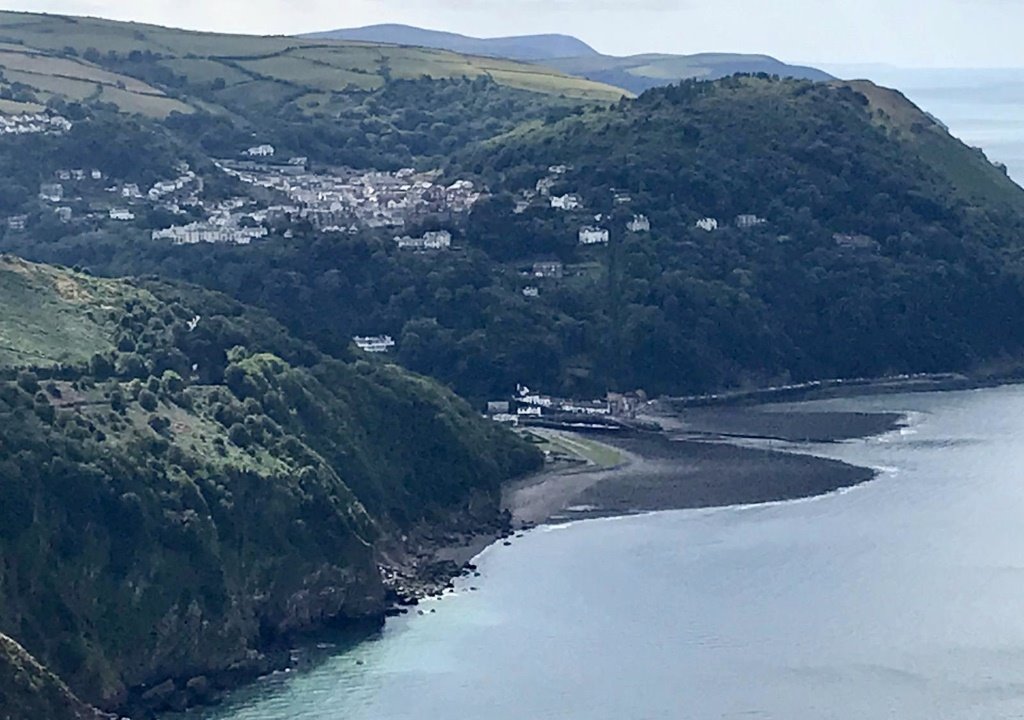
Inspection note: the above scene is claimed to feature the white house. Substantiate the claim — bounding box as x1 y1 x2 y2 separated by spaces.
735 214 766 228
627 214 651 233
522 286 540 298
532 261 563 278
551 194 582 211
516 406 543 417
579 226 610 245
152 223 267 245
423 230 452 249
560 400 611 416
353 335 396 353
536 177 556 196
109 208 135 221
245 144 275 158
695 217 719 232
517 385 555 408
38 183 63 202
395 230 452 250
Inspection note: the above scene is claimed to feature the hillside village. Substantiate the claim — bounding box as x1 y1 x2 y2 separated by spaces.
2 136 486 245
219 154 482 232
0 112 72 136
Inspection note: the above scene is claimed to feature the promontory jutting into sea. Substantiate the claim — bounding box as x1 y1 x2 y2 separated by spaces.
0 4 1022 720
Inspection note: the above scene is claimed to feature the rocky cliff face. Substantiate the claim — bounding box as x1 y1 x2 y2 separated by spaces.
0 633 107 720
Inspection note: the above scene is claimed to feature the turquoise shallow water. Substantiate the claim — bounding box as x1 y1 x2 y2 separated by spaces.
188 385 1024 719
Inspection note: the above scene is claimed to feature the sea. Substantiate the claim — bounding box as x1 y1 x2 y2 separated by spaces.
185 384 1024 720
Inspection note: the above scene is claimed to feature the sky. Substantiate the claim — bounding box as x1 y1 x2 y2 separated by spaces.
7 0 1024 68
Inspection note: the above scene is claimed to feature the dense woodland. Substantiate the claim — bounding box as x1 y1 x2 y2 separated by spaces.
0 268 539 712
163 75 588 170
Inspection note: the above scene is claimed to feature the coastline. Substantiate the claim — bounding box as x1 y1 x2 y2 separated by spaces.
159 392 914 717
502 401 906 527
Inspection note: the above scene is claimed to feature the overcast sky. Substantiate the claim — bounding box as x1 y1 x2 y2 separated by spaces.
9 0 1024 67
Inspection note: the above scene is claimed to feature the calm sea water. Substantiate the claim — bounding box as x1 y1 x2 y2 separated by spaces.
190 384 1024 719
829 66 1024 184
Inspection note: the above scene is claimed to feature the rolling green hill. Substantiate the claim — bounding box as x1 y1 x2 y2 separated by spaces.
0 257 540 716
0 10 626 114
0 42 190 118
300 24 833 95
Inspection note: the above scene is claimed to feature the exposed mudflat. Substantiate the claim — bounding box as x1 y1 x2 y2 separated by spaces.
504 405 904 525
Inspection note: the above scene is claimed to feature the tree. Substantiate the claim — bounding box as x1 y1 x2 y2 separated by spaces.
228 423 251 448
138 390 158 412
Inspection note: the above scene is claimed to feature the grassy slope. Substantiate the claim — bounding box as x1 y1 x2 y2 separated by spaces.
0 255 136 367
0 43 189 118
845 79 1024 207
0 10 627 116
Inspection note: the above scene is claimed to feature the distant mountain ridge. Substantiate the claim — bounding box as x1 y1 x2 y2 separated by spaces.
303 24 600 61
547 52 834 94
303 24 834 93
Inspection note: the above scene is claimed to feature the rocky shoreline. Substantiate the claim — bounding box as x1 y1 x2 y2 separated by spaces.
149 399 911 718
115 501 525 719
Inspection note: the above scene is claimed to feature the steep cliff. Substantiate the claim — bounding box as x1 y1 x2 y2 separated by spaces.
0 257 541 714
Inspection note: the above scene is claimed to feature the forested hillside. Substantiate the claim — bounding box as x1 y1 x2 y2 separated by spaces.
0 256 539 715
14 76 1024 401
452 77 1024 393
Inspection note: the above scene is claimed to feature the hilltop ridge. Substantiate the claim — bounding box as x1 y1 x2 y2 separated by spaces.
302 22 834 93
304 24 600 61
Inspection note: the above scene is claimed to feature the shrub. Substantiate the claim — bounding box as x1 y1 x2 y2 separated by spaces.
16 371 39 394
148 414 171 434
138 389 158 412
228 423 251 448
